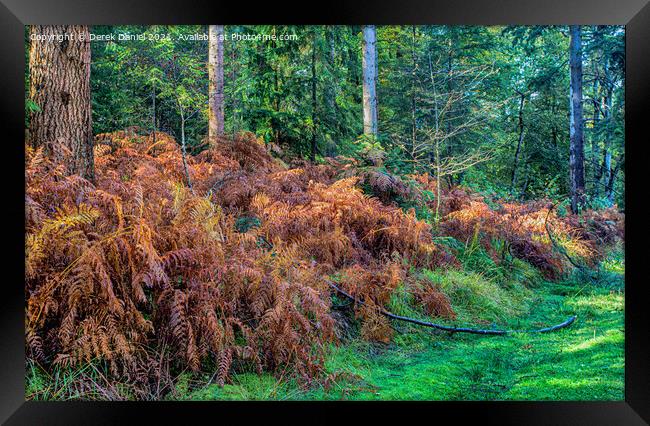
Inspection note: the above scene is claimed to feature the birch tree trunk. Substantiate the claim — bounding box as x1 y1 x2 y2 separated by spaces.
208 25 225 144
362 25 378 136
29 25 94 181
569 25 585 214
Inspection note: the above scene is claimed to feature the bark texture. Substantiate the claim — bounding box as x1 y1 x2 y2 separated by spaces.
569 25 585 213
29 25 94 180
362 25 378 136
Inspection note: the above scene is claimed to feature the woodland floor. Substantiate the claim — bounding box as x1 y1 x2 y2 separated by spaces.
26 247 625 401
171 247 625 401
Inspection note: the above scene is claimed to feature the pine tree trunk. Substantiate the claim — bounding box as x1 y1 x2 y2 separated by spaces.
208 25 225 144
362 25 378 136
569 25 585 214
29 25 94 181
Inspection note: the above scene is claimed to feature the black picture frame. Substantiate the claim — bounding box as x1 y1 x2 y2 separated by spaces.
2 0 648 424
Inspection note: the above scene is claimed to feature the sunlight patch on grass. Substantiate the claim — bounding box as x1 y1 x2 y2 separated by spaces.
563 329 623 353
422 269 532 324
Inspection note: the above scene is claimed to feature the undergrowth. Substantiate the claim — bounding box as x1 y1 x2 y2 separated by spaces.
168 246 625 401
25 130 624 400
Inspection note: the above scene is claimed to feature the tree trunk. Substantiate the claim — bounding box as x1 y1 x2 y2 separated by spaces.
227 29 240 137
590 27 601 197
606 153 622 205
326 27 337 119
510 93 526 195
208 25 225 144
311 31 318 162
435 137 442 223
179 107 193 192
362 25 378 136
445 35 455 185
152 83 157 145
598 60 613 198
324 26 338 157
410 26 417 163
569 25 585 214
28 25 94 181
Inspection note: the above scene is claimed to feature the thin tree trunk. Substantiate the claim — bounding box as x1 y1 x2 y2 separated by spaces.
29 25 94 181
606 153 622 205
590 27 601 196
311 30 318 162
228 29 240 137
598 62 614 197
569 25 585 214
510 92 526 195
324 26 339 157
208 25 225 144
435 137 442 223
362 25 378 136
410 26 417 163
152 83 157 145
427 48 442 224
427 50 435 169
326 27 337 120
591 81 600 197
445 35 455 186
179 106 193 192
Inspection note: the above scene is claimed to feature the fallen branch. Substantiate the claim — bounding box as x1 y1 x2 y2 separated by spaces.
327 280 576 335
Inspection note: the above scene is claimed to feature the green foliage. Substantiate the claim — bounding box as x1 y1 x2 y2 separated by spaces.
27 24 620 205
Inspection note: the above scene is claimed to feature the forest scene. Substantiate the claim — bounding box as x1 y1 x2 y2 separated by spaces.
25 25 625 401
